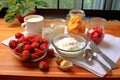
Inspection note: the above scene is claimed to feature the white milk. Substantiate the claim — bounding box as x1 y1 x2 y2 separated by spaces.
27 17 43 22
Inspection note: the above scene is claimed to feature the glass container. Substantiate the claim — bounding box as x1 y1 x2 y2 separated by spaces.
66 9 86 35
87 17 107 45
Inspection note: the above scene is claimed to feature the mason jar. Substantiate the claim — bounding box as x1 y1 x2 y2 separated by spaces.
66 9 86 35
87 17 107 45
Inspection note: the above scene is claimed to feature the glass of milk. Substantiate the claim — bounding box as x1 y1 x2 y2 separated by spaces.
52 18 66 37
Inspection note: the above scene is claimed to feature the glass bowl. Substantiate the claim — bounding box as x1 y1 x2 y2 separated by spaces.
9 34 49 62
10 49 47 62
52 33 87 58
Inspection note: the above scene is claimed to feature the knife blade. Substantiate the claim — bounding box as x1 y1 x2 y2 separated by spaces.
89 40 117 69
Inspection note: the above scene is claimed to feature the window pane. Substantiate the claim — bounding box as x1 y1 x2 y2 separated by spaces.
83 0 94 9
37 0 57 9
112 0 120 10
59 0 74 9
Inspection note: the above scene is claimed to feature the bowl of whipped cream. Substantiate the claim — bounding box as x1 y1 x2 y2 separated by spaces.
52 33 87 57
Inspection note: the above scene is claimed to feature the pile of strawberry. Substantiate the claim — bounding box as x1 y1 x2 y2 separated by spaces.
87 27 104 45
9 32 54 62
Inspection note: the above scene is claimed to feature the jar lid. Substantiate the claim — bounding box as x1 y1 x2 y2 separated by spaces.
69 9 85 18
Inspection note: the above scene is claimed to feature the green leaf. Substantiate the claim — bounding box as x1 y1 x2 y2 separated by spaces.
19 8 31 16
5 15 16 23
7 5 19 12
5 12 16 18
0 5 4 11
35 1 48 7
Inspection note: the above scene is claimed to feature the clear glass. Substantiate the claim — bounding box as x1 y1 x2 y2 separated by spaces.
87 17 107 45
52 33 87 57
66 9 86 35
42 21 54 42
52 18 66 37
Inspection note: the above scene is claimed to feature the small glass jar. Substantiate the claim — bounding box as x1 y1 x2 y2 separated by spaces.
52 18 66 37
87 17 107 45
66 9 86 35
42 22 54 42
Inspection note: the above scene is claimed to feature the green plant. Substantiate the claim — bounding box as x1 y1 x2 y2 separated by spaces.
0 0 48 22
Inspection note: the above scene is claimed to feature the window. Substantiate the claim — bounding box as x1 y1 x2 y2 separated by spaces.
37 0 120 10
0 0 119 10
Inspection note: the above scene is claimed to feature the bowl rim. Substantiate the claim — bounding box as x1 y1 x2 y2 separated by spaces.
52 33 87 52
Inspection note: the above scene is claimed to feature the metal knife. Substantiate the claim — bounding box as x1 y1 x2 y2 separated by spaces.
89 40 117 69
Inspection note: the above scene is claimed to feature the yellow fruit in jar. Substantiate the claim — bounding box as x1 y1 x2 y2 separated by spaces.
60 60 69 67
67 14 85 35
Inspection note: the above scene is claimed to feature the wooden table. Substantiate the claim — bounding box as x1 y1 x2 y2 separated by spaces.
0 18 120 80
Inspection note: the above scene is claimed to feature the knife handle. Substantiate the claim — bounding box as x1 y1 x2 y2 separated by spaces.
100 52 117 69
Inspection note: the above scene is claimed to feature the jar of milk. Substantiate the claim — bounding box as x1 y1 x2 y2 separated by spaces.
52 18 66 37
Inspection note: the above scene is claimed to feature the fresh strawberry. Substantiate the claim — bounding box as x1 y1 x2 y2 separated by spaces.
15 32 24 39
17 36 25 43
21 50 30 61
43 39 49 44
92 32 99 38
31 53 39 60
34 48 45 57
24 44 33 51
39 43 48 50
31 42 39 48
9 40 17 49
22 41 30 45
32 35 43 43
55 57 63 65
39 61 49 71
24 36 32 42
47 48 55 57
14 46 23 53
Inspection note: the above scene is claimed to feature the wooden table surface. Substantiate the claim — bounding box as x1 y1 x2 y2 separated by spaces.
0 18 120 80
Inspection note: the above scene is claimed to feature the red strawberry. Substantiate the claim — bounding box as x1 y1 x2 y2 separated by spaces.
32 35 43 43
31 53 39 60
24 36 32 42
39 61 49 71
14 46 23 53
17 36 25 43
47 48 55 57
15 32 24 39
22 41 30 45
55 57 63 65
31 42 39 48
40 43 48 50
43 39 49 44
92 32 99 38
21 50 30 61
34 48 45 57
24 44 33 51
9 40 17 49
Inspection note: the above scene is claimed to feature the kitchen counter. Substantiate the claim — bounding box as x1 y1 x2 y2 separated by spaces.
0 18 120 80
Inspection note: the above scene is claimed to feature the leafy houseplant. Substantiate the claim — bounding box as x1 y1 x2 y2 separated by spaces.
0 0 48 23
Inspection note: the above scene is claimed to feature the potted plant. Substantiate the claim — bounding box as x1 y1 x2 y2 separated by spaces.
0 0 48 23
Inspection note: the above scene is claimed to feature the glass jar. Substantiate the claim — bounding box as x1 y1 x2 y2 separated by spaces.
52 18 66 37
87 17 107 45
42 22 54 42
66 9 86 35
